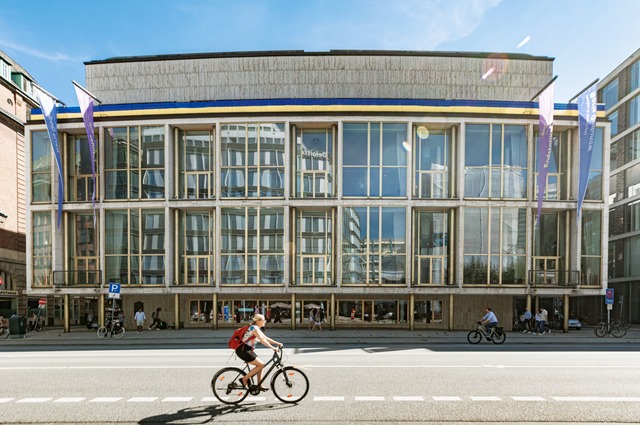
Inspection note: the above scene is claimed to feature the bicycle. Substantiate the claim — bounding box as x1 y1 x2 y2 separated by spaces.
594 321 626 338
97 320 125 338
467 322 506 344
0 326 9 339
211 346 309 405
26 316 44 332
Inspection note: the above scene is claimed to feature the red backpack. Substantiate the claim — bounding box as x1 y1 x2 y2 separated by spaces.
228 325 255 349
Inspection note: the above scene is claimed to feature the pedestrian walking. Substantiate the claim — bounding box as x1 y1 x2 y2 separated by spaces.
521 308 532 333
134 308 146 334
149 308 162 330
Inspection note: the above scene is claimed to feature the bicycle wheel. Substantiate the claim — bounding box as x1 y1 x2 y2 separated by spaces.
0 328 9 339
467 330 482 344
491 331 506 345
211 367 249 405
594 323 607 337
112 327 125 338
611 324 627 338
97 327 108 338
35 322 44 332
271 366 309 404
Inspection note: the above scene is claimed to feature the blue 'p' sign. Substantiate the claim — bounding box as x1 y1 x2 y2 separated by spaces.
109 283 121 294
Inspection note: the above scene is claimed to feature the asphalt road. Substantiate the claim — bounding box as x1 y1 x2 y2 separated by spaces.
1 343 639 424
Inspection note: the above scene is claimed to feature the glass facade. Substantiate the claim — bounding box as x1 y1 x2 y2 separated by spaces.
294 209 333 285
465 124 527 198
31 131 52 203
177 130 214 199
414 127 451 198
342 123 407 197
295 127 334 197
66 134 98 202
178 210 214 285
221 123 285 197
414 210 449 285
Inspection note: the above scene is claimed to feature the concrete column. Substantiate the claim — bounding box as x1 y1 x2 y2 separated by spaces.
64 294 70 333
98 294 105 326
291 293 296 331
449 294 454 331
174 293 180 331
213 293 218 330
409 293 415 331
563 294 570 333
330 292 335 331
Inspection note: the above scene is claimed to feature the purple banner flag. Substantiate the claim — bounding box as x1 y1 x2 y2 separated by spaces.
536 83 555 224
576 83 598 221
34 87 63 229
74 85 98 212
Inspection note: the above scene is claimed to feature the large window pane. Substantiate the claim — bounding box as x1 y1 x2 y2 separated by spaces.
414 127 451 198
295 128 334 197
31 131 52 203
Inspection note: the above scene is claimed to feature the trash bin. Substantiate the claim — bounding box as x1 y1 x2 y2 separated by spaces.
9 316 26 339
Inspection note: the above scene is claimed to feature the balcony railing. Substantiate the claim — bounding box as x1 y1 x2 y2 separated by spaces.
53 270 102 287
528 270 580 287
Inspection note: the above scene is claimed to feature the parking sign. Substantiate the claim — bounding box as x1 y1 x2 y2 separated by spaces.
108 283 121 299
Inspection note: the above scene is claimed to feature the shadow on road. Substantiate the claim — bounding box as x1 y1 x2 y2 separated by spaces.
138 402 295 424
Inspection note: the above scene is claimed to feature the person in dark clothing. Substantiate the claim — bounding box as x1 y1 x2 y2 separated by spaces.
149 307 162 330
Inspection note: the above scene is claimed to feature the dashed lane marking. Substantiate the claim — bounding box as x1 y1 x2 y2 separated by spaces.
127 397 158 402
552 397 640 402
470 396 502 401
162 397 194 402
89 397 122 403
54 397 86 403
0 398 15 403
433 396 462 401
511 396 546 401
393 396 424 401
201 397 217 402
355 396 385 401
16 398 52 403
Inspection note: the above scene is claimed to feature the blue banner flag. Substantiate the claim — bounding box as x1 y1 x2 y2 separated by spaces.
34 87 63 229
577 83 598 221
74 84 98 224
536 83 555 224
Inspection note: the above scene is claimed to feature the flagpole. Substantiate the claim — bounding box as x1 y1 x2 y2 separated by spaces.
72 80 102 104
32 83 66 107
567 78 600 104
530 75 558 102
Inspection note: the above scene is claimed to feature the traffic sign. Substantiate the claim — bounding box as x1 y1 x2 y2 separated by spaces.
605 288 614 305
108 283 121 299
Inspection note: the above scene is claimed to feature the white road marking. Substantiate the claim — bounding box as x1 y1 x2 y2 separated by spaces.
470 396 502 401
162 397 193 402
552 397 640 402
433 396 462 401
89 397 122 403
314 396 345 401
246 397 267 402
127 397 158 402
201 397 217 402
0 398 14 403
16 398 52 403
393 396 424 401
54 397 86 403
511 396 546 401
355 396 385 401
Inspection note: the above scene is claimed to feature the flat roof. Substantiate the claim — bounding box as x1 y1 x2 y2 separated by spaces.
85 49 554 65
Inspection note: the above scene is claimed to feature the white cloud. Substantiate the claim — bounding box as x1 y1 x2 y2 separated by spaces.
0 38 83 63
376 0 502 50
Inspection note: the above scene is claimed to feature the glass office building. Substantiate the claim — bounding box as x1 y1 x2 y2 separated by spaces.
25 51 609 331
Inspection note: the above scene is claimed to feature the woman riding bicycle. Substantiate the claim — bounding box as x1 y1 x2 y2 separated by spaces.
236 314 283 391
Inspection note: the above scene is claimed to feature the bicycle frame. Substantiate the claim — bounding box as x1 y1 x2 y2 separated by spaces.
241 347 287 389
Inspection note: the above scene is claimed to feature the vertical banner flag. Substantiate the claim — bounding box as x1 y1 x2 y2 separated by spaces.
73 84 98 217
536 82 555 224
34 87 63 229
577 83 598 221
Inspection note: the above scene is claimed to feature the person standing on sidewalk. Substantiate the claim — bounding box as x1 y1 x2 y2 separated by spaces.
522 308 532 333
540 307 549 334
134 308 146 334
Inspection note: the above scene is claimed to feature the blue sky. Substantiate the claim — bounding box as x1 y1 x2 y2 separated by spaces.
1 0 638 106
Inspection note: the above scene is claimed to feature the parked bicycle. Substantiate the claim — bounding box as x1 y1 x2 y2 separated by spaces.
26 312 44 332
467 321 506 344
211 346 309 404
97 319 125 338
594 321 626 338
0 325 9 339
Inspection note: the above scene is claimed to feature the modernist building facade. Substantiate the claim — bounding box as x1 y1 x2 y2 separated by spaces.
0 50 36 324
25 51 609 331
601 47 640 324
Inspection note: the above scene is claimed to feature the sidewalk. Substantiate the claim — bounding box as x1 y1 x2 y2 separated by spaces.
2 326 639 347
